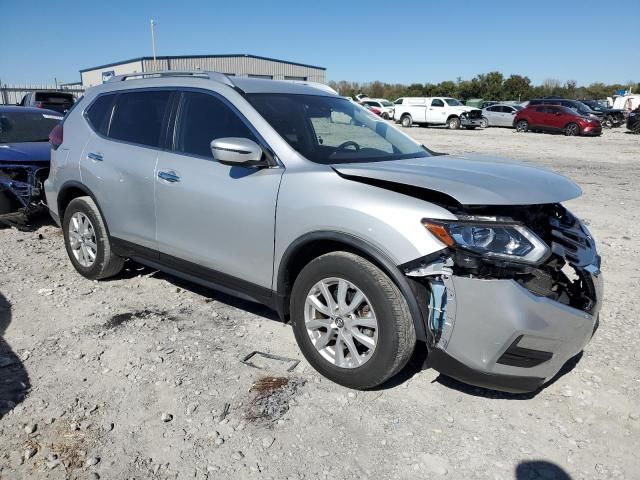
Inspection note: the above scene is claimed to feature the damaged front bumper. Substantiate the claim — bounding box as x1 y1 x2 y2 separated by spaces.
426 270 602 393
0 164 49 223
406 207 603 393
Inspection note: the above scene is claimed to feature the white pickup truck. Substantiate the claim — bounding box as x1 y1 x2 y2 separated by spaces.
393 97 483 129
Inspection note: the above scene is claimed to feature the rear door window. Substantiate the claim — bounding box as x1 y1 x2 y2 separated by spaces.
174 91 257 158
85 95 115 135
108 90 172 147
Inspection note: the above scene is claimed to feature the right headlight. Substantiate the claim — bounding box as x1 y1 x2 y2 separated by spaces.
422 218 550 265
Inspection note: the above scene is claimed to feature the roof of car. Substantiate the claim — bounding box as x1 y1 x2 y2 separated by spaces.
0 105 63 115
93 71 338 97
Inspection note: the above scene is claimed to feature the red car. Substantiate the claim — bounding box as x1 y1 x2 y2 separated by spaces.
514 105 602 136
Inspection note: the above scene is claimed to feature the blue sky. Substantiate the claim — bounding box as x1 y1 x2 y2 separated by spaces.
2 0 638 86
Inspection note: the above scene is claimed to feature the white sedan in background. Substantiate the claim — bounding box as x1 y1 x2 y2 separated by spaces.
481 104 523 128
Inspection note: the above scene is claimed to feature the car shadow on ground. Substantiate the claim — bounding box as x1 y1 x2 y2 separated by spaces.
431 351 584 400
0 210 57 232
0 291 30 419
516 460 572 479
121 259 281 322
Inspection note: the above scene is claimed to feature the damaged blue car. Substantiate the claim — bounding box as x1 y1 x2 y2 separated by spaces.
0 106 63 225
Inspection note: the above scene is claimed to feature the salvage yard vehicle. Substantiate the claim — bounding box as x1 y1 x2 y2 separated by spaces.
45 71 603 393
627 106 640 133
480 103 523 128
393 97 483 129
361 99 395 119
580 100 625 128
20 91 75 114
514 105 602 136
0 106 62 224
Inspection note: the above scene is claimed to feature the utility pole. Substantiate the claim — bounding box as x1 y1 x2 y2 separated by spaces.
150 20 158 71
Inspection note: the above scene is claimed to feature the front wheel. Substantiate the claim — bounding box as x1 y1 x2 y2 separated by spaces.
564 122 580 136
62 196 124 280
602 117 613 128
290 252 416 389
515 120 529 132
480 117 489 128
447 117 461 129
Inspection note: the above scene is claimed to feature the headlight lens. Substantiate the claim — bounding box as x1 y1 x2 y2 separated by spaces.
423 219 550 265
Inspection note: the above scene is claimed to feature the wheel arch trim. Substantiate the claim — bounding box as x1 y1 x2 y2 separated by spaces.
57 181 112 238
276 231 428 341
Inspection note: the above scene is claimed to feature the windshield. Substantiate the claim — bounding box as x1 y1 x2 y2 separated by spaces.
0 110 62 144
444 98 462 106
584 101 605 112
246 94 429 164
380 100 393 107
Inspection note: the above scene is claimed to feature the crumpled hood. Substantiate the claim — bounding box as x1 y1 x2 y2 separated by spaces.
0 142 51 164
333 153 582 206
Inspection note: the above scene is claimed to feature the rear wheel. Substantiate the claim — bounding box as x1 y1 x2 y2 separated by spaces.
564 122 580 136
447 116 461 129
62 196 124 280
602 117 613 128
290 252 416 389
480 117 489 128
382 112 390 120
400 115 412 128
516 120 529 132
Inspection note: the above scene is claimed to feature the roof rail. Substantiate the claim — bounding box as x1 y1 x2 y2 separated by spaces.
108 70 236 88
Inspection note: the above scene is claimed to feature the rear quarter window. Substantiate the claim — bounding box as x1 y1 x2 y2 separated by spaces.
85 95 115 135
108 90 172 147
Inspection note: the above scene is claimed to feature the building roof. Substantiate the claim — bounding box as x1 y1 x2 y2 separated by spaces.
80 54 326 73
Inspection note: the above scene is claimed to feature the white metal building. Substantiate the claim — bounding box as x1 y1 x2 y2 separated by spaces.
79 54 326 88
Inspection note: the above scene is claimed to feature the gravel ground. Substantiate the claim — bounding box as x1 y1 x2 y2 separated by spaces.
0 125 638 479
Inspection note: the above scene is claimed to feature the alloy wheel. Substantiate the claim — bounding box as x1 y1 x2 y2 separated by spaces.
68 212 97 267
304 277 378 369
565 123 580 136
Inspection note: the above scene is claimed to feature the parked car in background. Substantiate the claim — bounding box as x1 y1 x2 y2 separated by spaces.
0 106 63 223
527 98 598 119
627 106 640 133
612 94 640 112
361 99 394 119
579 100 625 128
393 97 483 129
20 91 75 114
361 103 382 116
45 71 602 393
466 99 498 109
514 105 602 136
480 104 523 128
354 93 369 103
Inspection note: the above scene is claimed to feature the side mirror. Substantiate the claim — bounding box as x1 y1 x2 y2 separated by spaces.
511 110 516 115
210 137 267 168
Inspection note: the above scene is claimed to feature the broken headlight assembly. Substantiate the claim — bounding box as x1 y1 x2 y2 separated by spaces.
422 217 550 265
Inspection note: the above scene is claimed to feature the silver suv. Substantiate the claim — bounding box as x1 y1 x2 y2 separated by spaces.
45 71 603 393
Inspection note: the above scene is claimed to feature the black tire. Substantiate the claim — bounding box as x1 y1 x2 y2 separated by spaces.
516 120 529 132
290 251 416 389
564 122 580 136
382 112 389 120
446 116 461 129
480 117 489 128
400 115 412 128
602 117 613 128
62 196 124 280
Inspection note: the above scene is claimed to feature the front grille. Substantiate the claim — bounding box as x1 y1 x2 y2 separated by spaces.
467 109 482 119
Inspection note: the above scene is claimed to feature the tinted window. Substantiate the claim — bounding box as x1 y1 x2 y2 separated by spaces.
536 107 546 113
86 95 115 135
499 106 514 113
109 90 172 147
487 106 500 112
431 99 445 107
394 99 403 105
34 92 74 104
175 92 256 158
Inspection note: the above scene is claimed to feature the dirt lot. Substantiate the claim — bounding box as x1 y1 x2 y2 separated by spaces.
0 126 638 479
